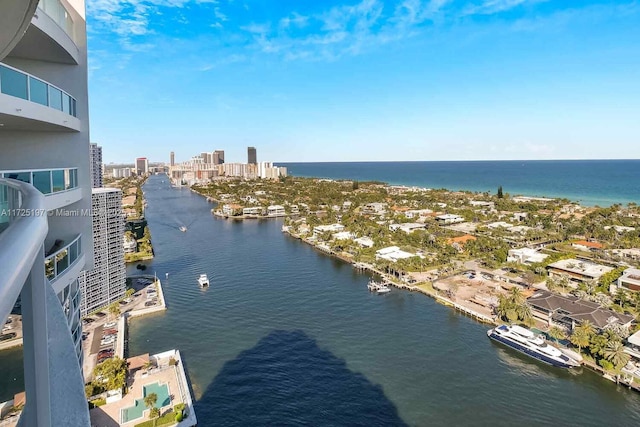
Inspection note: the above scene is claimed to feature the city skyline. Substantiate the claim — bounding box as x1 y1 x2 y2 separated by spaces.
87 0 640 163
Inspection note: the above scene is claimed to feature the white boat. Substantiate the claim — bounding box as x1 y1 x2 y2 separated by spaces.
487 325 580 368
198 274 209 287
368 280 390 294
179 226 187 232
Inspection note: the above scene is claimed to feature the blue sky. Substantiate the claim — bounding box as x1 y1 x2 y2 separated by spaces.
87 0 640 164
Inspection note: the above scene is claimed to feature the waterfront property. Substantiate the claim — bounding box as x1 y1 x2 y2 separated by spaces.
527 290 634 332
615 268 640 292
507 248 549 264
89 350 196 427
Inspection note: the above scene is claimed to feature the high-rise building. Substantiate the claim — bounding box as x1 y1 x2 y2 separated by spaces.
170 151 175 166
200 152 213 164
213 149 224 165
135 157 149 175
78 188 126 317
248 146 257 164
90 143 103 188
0 1 93 425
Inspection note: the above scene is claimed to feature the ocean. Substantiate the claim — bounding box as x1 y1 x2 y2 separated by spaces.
278 160 640 207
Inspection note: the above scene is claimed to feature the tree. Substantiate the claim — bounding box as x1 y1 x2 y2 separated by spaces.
125 288 135 299
144 392 158 418
604 341 630 372
569 329 591 353
548 326 566 343
497 186 504 199
93 357 128 392
108 302 120 320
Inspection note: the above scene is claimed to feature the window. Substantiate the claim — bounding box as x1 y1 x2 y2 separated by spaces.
32 171 52 194
29 77 49 106
49 86 62 111
0 66 28 99
52 170 65 192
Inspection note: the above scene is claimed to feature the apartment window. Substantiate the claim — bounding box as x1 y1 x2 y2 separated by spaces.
62 92 71 114
48 86 63 111
4 171 31 185
29 77 49 106
0 66 28 99
52 169 65 192
33 171 52 194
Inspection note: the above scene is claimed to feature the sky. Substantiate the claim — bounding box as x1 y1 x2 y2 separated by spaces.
86 0 640 164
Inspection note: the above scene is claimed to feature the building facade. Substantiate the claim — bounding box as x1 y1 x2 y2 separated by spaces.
248 146 257 164
89 142 103 188
78 188 126 316
0 0 93 425
213 149 224 165
135 157 148 176
170 151 175 166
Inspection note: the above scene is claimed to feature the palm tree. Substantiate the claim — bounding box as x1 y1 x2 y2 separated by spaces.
569 329 591 353
509 287 526 305
495 294 511 320
576 320 596 338
144 392 158 419
108 302 120 321
548 326 567 343
604 341 630 371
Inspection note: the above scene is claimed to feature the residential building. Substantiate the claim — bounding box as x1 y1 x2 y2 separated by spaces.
242 206 263 216
527 290 633 332
222 204 242 216
112 167 132 178
89 143 103 188
572 240 604 252
615 268 640 292
213 149 224 165
375 246 419 262
354 236 375 248
78 188 126 317
435 214 465 225
123 234 137 254
0 1 93 425
507 248 548 264
389 223 426 234
170 151 175 166
248 146 257 164
546 259 613 284
135 157 148 175
313 224 345 234
362 202 387 215
267 205 286 216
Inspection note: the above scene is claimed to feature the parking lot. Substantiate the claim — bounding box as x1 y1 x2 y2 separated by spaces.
82 277 163 380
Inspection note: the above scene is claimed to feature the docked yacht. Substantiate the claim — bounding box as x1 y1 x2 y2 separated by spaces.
198 274 209 287
368 280 391 294
487 325 580 368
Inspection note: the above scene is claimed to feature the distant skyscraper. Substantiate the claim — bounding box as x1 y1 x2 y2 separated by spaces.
79 188 126 316
213 150 225 165
170 151 175 166
248 147 257 165
200 152 213 164
90 143 103 188
136 157 149 175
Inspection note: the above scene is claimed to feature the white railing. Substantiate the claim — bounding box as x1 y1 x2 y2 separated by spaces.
0 168 79 196
0 178 48 326
37 0 75 42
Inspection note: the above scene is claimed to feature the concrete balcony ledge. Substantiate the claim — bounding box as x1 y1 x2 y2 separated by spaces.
0 92 80 131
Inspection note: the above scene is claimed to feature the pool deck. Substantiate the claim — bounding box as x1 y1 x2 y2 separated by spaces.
89 350 196 427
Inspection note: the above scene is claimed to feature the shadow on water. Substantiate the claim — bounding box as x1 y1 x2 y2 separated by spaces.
194 330 407 427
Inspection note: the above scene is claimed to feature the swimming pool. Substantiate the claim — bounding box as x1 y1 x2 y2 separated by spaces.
121 382 171 423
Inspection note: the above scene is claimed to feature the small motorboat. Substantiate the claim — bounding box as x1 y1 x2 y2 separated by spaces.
198 274 209 287
179 226 187 232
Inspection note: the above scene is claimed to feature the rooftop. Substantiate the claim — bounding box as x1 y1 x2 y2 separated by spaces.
547 259 613 279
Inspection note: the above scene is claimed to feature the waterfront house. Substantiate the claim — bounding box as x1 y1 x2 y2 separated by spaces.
222 204 243 216
242 206 263 216
572 240 604 252
267 205 286 217
375 246 419 262
333 231 355 241
507 248 548 264
313 224 345 235
615 268 640 292
435 214 464 225
546 259 613 285
123 235 137 254
527 290 634 332
625 331 640 361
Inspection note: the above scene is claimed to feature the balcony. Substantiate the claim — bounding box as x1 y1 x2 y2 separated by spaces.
0 168 81 210
45 233 83 284
0 0 39 60
9 0 79 65
0 62 80 131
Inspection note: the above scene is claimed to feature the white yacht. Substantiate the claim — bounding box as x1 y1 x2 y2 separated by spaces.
368 280 391 294
487 325 580 368
179 226 187 232
198 274 209 287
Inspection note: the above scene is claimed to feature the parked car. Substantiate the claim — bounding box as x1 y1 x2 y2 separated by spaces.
103 328 117 335
100 338 115 346
98 349 114 357
104 321 117 328
0 333 17 342
95 312 106 318
82 318 94 324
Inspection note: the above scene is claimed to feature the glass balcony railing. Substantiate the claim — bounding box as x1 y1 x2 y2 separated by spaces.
0 182 21 234
0 168 79 196
37 0 75 42
0 63 77 117
45 234 81 282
